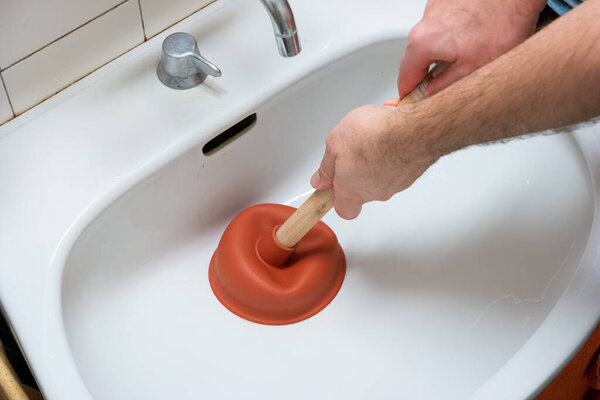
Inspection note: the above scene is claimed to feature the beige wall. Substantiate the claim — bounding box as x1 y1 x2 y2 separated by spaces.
0 0 215 125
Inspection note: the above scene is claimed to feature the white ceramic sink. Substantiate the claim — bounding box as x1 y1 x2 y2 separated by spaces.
1 1 599 399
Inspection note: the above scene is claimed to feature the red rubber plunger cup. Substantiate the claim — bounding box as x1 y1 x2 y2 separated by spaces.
209 189 346 325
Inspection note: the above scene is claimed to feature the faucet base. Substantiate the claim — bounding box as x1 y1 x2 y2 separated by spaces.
157 63 208 90
156 32 221 90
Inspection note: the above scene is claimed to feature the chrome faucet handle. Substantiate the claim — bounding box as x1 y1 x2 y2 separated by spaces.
157 32 222 90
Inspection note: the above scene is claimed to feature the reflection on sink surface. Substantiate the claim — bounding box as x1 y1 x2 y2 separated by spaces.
61 40 593 399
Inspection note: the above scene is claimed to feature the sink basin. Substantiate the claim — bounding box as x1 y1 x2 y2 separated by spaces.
60 39 595 399
1 1 599 399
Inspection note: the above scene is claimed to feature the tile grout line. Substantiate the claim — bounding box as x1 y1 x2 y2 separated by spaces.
136 0 148 40
0 0 130 73
143 0 218 40
8 32 147 117
0 73 16 117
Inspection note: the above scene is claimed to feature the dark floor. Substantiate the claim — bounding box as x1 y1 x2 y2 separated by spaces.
0 309 39 390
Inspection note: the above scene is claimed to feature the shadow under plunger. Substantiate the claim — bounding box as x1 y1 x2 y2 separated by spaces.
209 62 449 325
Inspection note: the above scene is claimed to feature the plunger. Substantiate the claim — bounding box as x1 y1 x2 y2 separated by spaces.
209 189 343 325
209 62 449 325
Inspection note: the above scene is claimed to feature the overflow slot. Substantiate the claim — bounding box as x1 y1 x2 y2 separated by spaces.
202 114 257 155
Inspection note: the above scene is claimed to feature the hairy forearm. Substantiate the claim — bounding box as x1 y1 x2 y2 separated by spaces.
396 0 600 158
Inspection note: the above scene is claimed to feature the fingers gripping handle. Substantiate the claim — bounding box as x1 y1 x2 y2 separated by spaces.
275 62 449 248
398 61 451 105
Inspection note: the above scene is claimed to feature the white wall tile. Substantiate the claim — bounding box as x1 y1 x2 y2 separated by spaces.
3 0 144 114
140 0 215 38
0 78 14 124
0 0 123 69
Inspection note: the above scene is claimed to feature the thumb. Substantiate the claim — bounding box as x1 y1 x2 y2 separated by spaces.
311 145 335 190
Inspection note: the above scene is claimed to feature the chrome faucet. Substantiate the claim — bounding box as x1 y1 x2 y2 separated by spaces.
157 32 221 90
259 0 301 57
156 1 299 89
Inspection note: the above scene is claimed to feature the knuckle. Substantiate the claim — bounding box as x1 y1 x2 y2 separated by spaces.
408 23 428 46
374 193 393 202
325 133 337 149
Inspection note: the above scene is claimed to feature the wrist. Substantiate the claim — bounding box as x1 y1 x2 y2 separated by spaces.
388 103 450 164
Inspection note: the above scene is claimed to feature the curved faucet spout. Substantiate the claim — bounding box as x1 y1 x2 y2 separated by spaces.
259 0 301 57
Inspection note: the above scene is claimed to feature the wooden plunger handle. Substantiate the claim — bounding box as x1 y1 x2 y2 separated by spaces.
276 188 335 248
275 61 451 248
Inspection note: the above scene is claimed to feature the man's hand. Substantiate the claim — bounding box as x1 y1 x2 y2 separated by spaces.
397 0 546 98
310 105 438 219
313 0 600 221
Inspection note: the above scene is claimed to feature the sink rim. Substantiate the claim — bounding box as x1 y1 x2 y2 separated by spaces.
471 126 600 399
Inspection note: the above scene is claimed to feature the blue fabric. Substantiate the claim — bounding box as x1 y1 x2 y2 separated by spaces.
547 0 583 15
